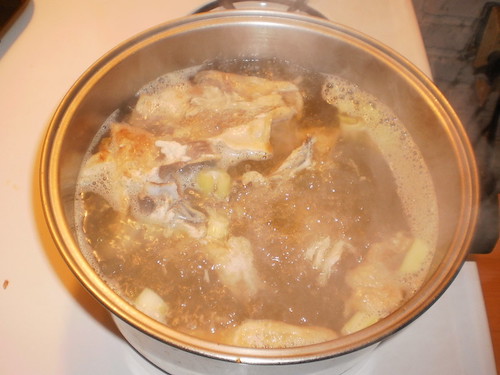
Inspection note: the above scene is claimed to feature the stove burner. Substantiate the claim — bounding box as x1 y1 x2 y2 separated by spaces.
193 0 327 19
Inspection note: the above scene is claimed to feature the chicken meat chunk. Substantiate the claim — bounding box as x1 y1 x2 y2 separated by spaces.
204 236 262 301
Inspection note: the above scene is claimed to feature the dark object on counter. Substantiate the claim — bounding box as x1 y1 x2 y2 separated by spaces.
0 0 28 40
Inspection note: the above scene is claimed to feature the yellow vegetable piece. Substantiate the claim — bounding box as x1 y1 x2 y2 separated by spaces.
196 169 232 199
341 311 379 336
214 171 231 199
399 238 430 275
134 288 169 324
207 209 229 240
339 113 363 125
196 170 216 194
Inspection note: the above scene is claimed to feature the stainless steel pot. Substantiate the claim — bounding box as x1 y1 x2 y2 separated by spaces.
40 10 479 375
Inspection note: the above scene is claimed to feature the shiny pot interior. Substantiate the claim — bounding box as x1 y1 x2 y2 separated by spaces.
40 10 479 374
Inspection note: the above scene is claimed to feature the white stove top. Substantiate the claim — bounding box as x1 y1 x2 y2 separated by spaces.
0 1 496 374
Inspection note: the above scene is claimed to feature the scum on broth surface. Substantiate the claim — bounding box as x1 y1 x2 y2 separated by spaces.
74 59 438 346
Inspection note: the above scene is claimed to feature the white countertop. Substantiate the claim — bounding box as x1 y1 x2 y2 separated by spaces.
0 1 496 374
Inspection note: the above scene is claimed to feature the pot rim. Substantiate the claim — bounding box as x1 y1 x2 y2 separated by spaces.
40 9 479 365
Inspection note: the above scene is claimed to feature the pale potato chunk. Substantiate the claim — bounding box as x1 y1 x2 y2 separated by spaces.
399 238 431 276
134 288 170 324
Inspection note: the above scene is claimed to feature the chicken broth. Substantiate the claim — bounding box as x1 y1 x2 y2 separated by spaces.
75 60 438 348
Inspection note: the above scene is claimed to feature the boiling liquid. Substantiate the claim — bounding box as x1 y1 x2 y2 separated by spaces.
75 60 438 343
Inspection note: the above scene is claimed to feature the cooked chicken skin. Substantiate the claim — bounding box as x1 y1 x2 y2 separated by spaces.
342 233 414 334
193 70 304 122
78 123 161 213
134 70 303 138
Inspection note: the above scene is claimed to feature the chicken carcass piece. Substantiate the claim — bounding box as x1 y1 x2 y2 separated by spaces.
203 236 262 301
78 123 162 213
225 319 338 348
192 70 304 124
134 83 192 123
133 70 304 135
341 233 413 335
270 136 315 180
208 113 273 168
79 123 216 236
304 237 354 287
239 136 317 187
133 71 305 168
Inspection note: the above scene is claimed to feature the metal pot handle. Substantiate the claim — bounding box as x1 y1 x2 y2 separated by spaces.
193 0 327 19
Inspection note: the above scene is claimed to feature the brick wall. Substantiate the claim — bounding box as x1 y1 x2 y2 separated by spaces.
412 0 499 252
412 0 488 134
